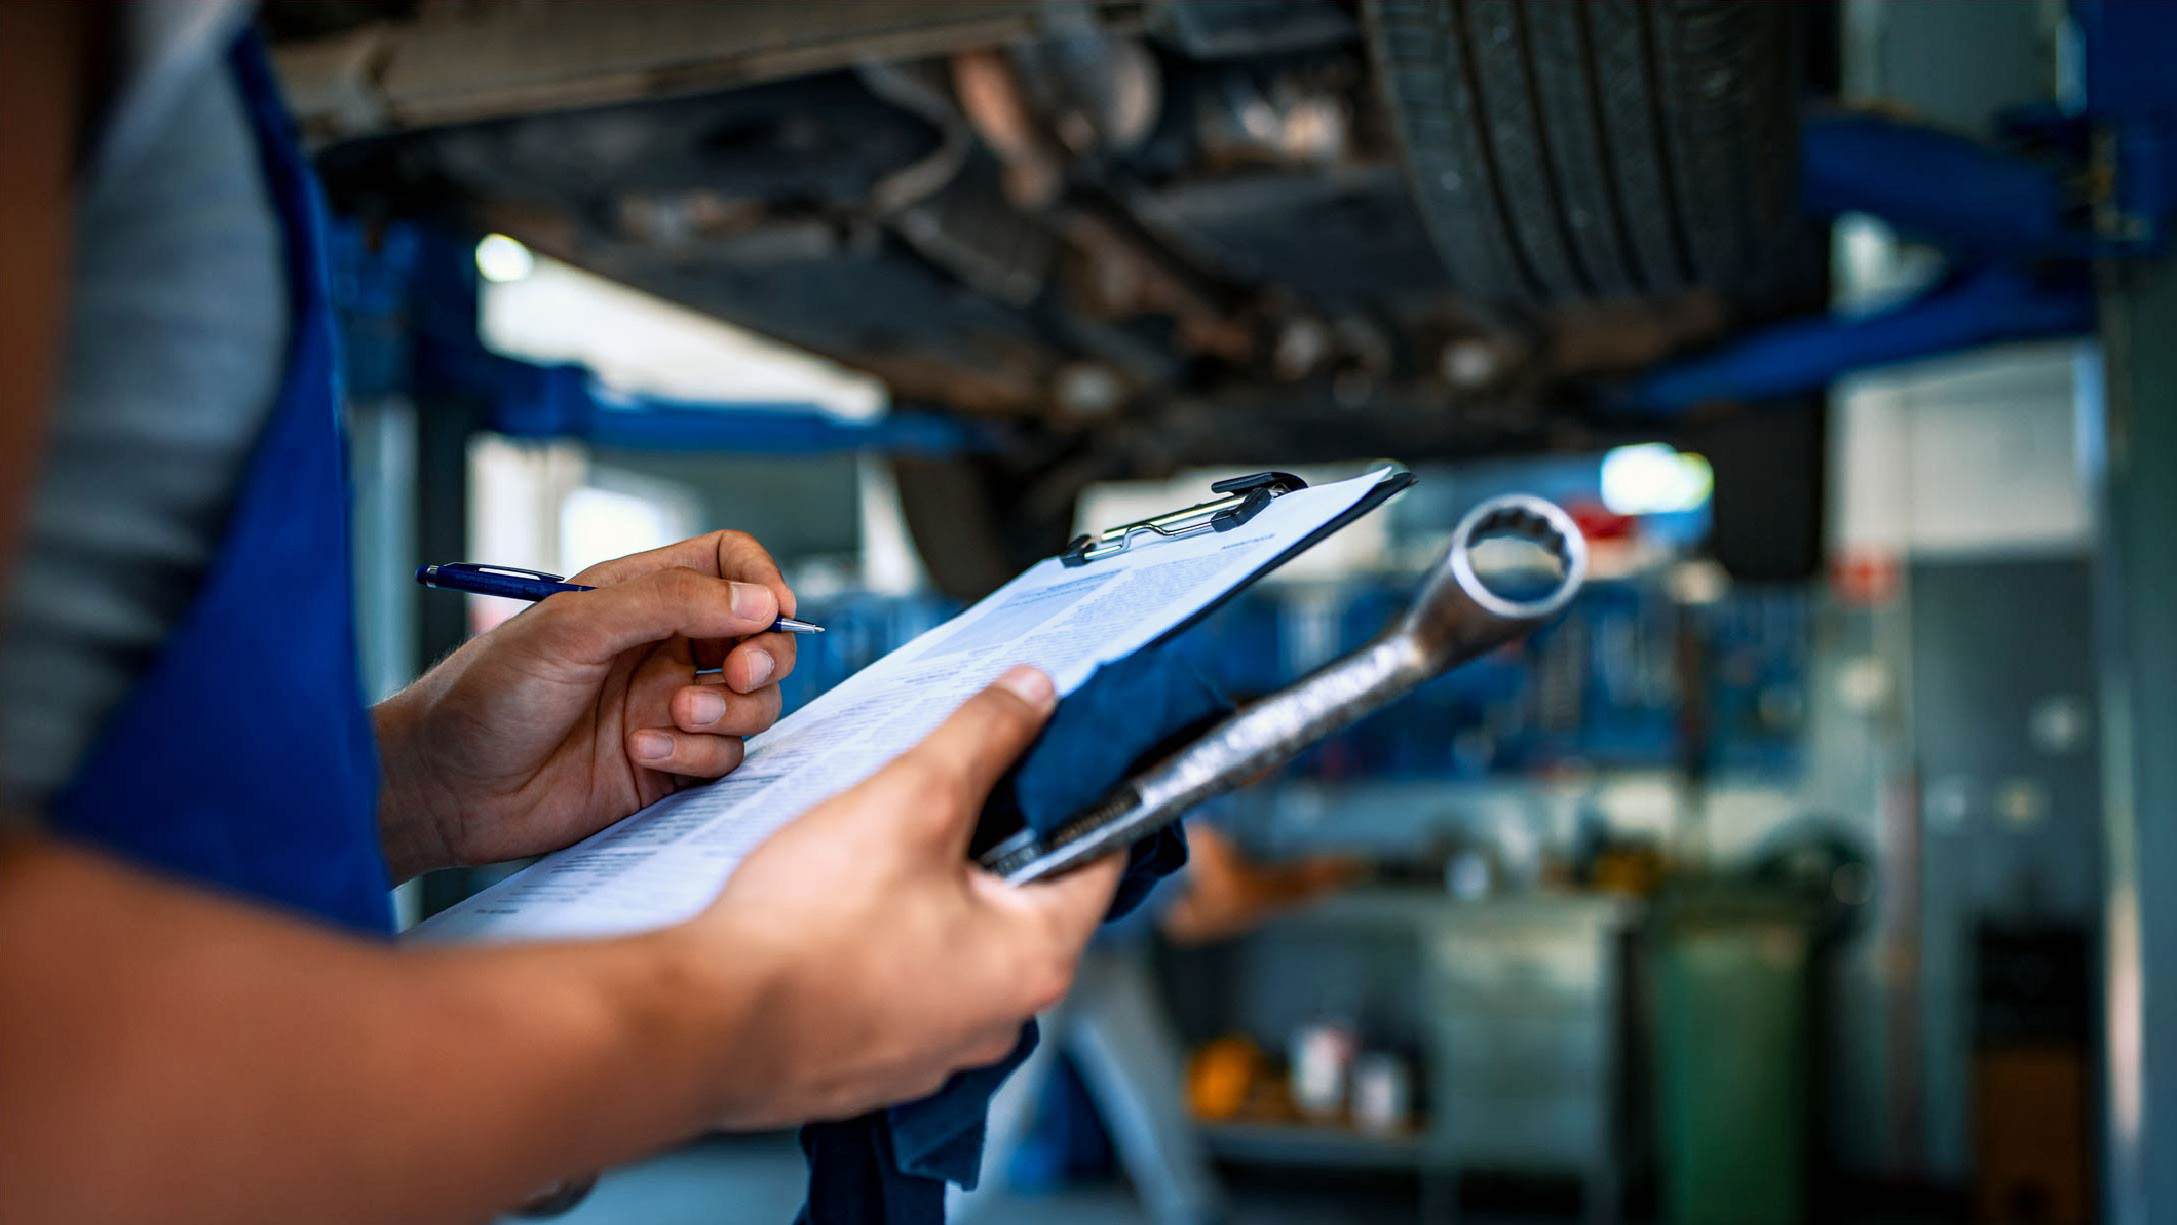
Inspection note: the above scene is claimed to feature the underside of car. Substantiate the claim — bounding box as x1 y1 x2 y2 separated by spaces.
270 0 1836 594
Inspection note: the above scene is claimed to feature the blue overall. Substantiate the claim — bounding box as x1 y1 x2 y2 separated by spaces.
45 35 391 935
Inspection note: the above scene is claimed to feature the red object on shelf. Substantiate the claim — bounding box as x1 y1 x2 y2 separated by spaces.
1567 502 1633 542
1831 550 1901 605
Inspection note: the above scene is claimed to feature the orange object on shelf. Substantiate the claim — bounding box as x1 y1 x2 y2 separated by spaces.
1187 1034 1264 1121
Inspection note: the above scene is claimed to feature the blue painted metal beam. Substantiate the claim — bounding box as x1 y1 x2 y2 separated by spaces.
415 335 995 456
1800 113 2094 259
1621 265 2094 414
331 220 993 457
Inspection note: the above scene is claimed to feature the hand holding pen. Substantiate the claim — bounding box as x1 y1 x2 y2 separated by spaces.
382 536 806 875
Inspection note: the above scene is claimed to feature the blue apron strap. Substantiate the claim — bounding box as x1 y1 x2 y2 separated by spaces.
47 33 390 934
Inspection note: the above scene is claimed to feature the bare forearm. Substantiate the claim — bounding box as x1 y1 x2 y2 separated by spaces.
0 2 87 586
371 692 456 881
0 836 755 1225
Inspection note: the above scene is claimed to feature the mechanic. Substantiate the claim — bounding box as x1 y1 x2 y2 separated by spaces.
0 6 1120 1223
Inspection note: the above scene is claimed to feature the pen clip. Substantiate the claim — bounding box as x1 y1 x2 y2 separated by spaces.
437 563 567 583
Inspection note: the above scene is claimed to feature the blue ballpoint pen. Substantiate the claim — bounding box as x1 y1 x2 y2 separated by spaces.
415 563 824 635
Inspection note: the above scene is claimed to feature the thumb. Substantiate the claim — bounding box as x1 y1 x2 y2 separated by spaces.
896 665 1057 854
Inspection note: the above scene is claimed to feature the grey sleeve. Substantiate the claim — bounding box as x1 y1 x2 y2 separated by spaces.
0 20 286 810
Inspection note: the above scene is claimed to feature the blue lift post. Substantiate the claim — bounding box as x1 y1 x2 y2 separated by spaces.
333 224 482 919
2071 4 2177 1224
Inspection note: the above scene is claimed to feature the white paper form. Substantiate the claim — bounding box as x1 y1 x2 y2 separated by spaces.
412 468 1396 944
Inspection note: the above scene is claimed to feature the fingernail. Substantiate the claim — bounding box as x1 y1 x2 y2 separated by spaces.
994 665 1056 712
632 731 672 761
688 690 728 725
745 650 775 688
729 582 775 622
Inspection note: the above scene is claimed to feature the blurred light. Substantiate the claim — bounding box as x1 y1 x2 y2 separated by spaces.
1599 443 1713 515
1666 558 1729 605
1836 656 1892 712
475 233 534 284
560 485 675 575
1446 852 1492 901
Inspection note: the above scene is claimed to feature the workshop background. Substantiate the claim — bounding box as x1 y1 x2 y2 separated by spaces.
273 1 2175 1222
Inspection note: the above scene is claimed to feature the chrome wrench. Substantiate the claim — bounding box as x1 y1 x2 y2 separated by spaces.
982 494 1588 885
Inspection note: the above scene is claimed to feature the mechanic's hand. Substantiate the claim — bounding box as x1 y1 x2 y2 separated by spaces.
372 531 799 878
678 666 1125 1129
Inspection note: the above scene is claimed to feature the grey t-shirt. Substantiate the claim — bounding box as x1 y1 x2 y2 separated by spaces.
0 3 288 807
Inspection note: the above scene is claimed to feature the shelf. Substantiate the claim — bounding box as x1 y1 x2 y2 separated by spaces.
1271 886 1639 932
1197 1119 1430 1170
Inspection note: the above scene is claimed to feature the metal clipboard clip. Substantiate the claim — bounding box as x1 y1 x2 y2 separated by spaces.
1060 471 1309 567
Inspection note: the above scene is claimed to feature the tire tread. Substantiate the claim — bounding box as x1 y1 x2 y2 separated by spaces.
1367 0 1802 306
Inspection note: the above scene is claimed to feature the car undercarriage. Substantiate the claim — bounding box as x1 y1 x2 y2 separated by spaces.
272 0 1832 592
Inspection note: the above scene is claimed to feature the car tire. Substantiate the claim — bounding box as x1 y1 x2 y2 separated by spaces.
1365 0 1809 308
891 454 1084 603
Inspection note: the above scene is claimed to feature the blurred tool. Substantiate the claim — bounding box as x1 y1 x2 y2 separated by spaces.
1185 1035 1265 1123
1350 1053 1415 1136
1290 1020 1358 1121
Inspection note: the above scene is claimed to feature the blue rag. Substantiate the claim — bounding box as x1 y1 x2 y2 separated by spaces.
795 637 1228 1224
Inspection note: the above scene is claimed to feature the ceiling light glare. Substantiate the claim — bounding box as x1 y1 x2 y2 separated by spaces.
475 233 535 284
1600 443 1713 515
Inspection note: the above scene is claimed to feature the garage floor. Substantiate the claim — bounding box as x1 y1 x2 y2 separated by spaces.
546 1133 1423 1225
540 1133 1957 1225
